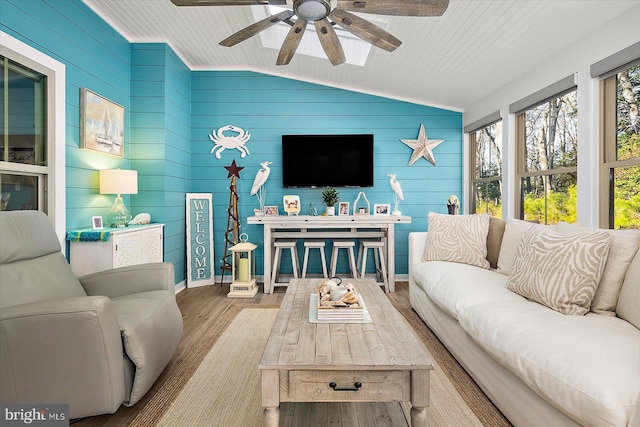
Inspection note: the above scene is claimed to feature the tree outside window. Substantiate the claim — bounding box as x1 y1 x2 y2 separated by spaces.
470 121 502 218
608 65 640 229
517 90 578 224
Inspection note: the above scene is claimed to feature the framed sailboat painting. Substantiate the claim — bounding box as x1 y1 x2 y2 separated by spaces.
80 88 125 157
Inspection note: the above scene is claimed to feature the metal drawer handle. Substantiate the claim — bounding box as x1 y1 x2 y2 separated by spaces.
329 381 362 391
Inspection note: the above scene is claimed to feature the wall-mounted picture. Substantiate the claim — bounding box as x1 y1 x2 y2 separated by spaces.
80 88 125 157
338 202 350 216
264 206 279 216
92 216 104 230
374 204 390 215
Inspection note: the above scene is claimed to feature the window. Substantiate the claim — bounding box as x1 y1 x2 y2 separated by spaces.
0 55 48 212
600 64 640 229
1 31 65 245
470 120 502 217
515 89 578 224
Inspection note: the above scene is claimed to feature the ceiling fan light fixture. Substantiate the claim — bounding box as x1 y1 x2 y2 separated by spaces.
294 0 330 21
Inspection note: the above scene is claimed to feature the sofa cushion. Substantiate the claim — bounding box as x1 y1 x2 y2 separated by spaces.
423 212 491 269
459 300 640 426
617 250 640 329
556 222 640 316
507 227 612 315
496 218 545 275
410 260 524 319
111 290 183 405
486 217 506 269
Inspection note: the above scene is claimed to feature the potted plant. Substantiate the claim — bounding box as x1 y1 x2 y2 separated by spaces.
321 187 340 216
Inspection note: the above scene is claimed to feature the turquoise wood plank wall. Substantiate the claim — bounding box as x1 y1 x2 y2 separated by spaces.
130 43 191 283
191 71 462 277
1 0 132 229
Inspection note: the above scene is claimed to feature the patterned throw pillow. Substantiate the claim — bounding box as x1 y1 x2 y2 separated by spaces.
507 227 612 316
423 212 491 269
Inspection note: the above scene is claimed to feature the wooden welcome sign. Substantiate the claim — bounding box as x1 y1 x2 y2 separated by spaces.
186 193 215 287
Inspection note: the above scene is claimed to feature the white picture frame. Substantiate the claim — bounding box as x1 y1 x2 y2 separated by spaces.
374 204 390 215
264 206 279 216
92 216 103 230
338 202 350 216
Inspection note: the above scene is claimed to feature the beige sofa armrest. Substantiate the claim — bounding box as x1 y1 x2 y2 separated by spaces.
0 296 125 417
79 262 175 298
408 232 428 274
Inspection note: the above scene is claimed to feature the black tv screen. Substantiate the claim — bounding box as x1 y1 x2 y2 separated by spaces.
282 134 374 188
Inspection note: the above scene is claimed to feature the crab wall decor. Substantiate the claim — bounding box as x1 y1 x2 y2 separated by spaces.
209 125 251 159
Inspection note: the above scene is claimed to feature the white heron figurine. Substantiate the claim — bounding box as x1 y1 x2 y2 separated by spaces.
251 161 272 212
387 173 404 216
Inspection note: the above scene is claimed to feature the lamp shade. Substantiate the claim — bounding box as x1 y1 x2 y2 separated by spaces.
99 169 138 195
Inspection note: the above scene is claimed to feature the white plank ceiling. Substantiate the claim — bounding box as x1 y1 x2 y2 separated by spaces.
83 0 639 111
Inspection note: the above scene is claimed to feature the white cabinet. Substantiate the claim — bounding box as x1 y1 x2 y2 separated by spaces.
69 224 164 277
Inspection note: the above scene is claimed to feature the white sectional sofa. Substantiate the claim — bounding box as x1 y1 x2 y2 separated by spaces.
408 213 640 427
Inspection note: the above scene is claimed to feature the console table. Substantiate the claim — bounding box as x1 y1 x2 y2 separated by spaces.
68 223 164 277
247 215 411 293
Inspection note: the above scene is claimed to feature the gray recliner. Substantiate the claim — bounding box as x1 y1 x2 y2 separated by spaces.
0 210 183 419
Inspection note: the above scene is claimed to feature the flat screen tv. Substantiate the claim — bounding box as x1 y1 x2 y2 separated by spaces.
282 134 374 188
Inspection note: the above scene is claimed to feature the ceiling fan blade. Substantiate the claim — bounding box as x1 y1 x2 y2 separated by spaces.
219 10 295 47
314 18 346 66
277 19 308 66
336 0 449 16
171 0 286 6
329 9 401 52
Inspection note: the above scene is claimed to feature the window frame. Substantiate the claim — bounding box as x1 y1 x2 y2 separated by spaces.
0 31 65 249
468 119 503 217
514 89 578 222
598 68 640 229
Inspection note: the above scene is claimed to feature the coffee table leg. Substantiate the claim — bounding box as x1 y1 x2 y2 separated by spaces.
262 370 280 427
410 369 430 427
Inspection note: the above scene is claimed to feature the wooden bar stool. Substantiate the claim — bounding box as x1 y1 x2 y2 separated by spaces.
271 239 300 287
357 239 389 293
329 240 358 278
301 240 328 279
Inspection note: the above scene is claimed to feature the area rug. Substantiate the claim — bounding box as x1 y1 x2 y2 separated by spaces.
130 305 511 427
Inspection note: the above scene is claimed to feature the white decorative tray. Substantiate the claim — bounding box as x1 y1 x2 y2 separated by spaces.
309 293 372 324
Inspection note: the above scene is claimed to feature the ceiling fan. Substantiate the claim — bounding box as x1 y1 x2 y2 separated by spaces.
170 0 449 66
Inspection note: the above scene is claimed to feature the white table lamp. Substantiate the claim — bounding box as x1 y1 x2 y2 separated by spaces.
100 169 138 227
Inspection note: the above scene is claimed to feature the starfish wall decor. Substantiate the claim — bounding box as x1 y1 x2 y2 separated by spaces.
400 124 444 166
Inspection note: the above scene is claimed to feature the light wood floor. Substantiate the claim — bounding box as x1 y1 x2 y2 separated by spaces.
73 281 412 426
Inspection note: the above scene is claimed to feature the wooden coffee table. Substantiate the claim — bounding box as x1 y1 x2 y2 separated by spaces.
259 278 433 426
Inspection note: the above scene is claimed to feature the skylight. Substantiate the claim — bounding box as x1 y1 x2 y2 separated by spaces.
251 5 389 66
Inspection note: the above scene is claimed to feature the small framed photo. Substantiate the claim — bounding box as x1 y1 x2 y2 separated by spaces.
355 207 368 216
374 204 390 215
338 202 350 216
263 206 279 216
92 216 104 230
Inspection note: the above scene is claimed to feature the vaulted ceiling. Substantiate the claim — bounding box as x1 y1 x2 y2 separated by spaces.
84 0 638 112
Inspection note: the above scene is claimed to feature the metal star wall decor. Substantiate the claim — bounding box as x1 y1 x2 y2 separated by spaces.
401 124 444 166
224 159 244 179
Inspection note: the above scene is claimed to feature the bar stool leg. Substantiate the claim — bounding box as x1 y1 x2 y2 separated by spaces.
271 247 281 285
302 246 311 279
320 248 328 278
330 246 339 278
348 247 358 278
359 246 369 279
377 246 389 293
291 247 300 278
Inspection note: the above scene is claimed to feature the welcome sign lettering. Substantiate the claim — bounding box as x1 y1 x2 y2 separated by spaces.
186 193 215 287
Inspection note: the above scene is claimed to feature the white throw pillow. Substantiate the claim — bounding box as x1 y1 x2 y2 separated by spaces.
496 219 545 275
507 227 612 315
423 212 491 269
556 222 640 315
